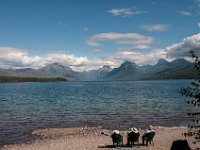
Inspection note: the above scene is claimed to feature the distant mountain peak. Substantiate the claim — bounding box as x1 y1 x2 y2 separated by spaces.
47 62 65 68
43 62 72 70
172 58 189 64
121 61 138 68
154 59 171 69
102 65 111 69
38 62 81 81
104 60 140 80
98 65 112 72
170 58 191 68
122 61 133 64
157 59 169 65
51 62 64 66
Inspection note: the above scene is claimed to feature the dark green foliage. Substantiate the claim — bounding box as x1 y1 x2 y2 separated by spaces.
181 51 200 145
0 76 67 83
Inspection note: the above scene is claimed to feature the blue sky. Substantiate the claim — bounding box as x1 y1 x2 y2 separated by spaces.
0 0 200 71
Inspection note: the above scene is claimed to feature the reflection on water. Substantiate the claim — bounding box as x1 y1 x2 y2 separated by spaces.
0 80 192 145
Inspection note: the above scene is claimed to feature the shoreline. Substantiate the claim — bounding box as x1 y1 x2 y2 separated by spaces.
2 126 200 150
0 124 189 147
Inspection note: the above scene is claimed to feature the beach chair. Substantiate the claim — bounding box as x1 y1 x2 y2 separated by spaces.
143 131 155 146
128 132 140 147
111 133 123 147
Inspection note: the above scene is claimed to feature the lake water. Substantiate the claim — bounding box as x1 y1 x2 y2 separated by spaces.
0 80 194 146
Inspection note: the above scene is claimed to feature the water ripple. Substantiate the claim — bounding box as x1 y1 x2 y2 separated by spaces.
0 80 193 146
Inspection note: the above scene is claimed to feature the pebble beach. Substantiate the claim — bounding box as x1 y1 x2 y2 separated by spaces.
2 126 200 150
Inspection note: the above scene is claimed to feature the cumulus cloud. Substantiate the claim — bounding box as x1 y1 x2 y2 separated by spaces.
0 47 120 71
87 32 154 46
0 47 44 68
165 33 200 58
46 53 88 66
88 33 200 68
140 24 170 32
84 49 166 70
108 8 147 17
1 33 199 71
112 49 167 66
0 47 89 71
178 10 192 16
0 46 163 71
80 58 118 71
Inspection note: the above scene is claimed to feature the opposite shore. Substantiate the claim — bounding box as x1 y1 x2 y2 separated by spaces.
2 126 200 150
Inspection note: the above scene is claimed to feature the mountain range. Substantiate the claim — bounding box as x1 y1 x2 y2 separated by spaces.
102 58 197 81
0 58 197 81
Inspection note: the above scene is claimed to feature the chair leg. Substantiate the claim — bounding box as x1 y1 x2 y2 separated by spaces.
130 141 133 147
120 141 123 147
113 142 115 147
142 137 145 145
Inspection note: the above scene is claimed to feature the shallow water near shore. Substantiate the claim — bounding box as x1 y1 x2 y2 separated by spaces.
0 80 193 146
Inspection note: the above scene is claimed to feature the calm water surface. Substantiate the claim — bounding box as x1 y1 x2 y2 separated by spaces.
0 80 193 145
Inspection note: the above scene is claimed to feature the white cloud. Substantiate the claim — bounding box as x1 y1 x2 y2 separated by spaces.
0 47 89 71
165 33 200 58
0 47 44 68
108 8 147 17
93 34 200 68
100 33 200 67
113 49 167 66
0 46 162 71
88 48 167 69
140 24 170 32
0 48 116 72
80 58 117 71
87 32 154 46
46 53 88 66
178 10 192 16
1 33 199 71
118 45 150 52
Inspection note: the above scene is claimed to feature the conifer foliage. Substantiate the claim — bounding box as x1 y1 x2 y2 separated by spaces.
181 51 200 144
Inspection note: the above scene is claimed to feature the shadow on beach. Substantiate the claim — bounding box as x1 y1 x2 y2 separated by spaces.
0 145 5 150
98 143 145 149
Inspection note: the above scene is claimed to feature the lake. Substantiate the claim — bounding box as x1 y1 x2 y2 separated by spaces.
0 80 193 146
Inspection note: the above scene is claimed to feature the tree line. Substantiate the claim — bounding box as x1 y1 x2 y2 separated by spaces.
0 76 67 83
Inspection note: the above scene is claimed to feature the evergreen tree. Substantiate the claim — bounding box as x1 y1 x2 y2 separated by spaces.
181 51 200 147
